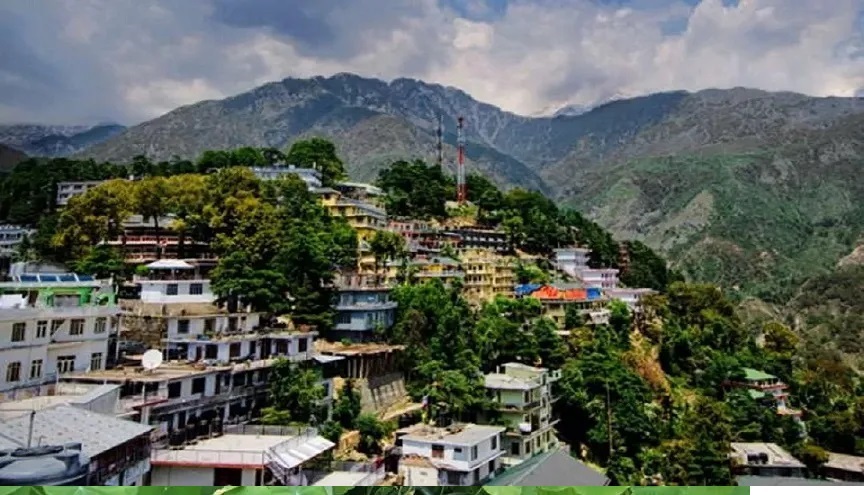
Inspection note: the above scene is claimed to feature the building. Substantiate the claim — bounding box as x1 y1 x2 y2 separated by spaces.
318 188 388 243
105 215 214 265
730 442 806 478
824 452 864 482
249 166 322 189
56 180 106 206
0 405 152 485
460 249 515 304
445 227 510 254
0 442 90 485
396 423 506 486
733 368 803 420
332 274 397 342
605 288 656 310
516 283 609 329
334 182 386 208
120 259 263 351
0 272 119 401
387 220 459 253
149 425 335 486
0 224 32 258
481 363 562 466
387 256 465 286
552 248 619 289
484 447 610 486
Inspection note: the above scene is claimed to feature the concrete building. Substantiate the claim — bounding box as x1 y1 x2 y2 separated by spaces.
334 182 386 208
396 423 506 486
56 180 106 206
481 363 562 466
824 452 864 482
316 341 408 415
318 188 388 244
386 256 465 286
249 166 322 189
0 404 152 485
0 272 119 400
730 442 806 478
0 224 32 258
552 248 619 289
733 368 803 421
516 283 609 329
105 215 214 265
332 274 397 342
460 249 516 304
150 425 335 486
605 288 656 310
445 227 510 254
485 447 610 486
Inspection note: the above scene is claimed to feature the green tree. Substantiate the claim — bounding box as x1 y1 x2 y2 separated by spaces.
285 138 346 186
332 380 362 430
356 413 394 455
263 360 325 425
377 159 452 219
794 444 829 478
369 230 406 275
72 245 126 280
134 176 171 258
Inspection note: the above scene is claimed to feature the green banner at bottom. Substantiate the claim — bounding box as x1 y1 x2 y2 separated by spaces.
0 486 751 495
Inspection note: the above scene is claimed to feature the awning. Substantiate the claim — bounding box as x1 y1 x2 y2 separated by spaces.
146 259 194 270
269 435 335 470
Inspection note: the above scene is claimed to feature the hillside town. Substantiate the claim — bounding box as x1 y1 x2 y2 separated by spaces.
1 146 862 488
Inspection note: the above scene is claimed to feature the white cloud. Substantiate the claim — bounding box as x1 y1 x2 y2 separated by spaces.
0 0 861 124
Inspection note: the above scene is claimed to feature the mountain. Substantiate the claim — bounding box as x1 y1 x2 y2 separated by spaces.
0 144 27 172
0 123 126 157
74 75 864 298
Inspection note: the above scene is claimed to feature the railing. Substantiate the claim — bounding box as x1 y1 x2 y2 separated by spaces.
224 424 309 437
152 448 265 467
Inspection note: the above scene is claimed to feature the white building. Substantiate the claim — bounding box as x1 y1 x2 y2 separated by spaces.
482 363 562 466
249 166 322 189
56 180 106 206
0 225 33 258
605 288 656 310
552 248 619 289
397 423 506 486
150 426 335 486
0 272 119 401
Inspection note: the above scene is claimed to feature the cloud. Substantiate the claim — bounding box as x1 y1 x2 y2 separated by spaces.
0 0 862 125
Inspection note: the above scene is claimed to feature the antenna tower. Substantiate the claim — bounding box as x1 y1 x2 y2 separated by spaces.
456 116 467 204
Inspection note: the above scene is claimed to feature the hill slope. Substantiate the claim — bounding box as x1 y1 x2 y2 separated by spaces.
0 144 27 172
0 124 126 157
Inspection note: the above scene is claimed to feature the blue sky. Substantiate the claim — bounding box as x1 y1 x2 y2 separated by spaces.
0 0 861 125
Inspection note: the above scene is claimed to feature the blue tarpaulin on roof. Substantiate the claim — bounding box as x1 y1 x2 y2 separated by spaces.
515 284 541 297
587 287 602 300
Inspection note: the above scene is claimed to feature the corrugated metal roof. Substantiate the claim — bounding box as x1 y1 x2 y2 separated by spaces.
0 405 152 457
486 448 609 486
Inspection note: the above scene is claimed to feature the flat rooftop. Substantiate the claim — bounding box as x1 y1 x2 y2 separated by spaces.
485 373 536 391
398 423 505 446
64 358 281 383
312 471 372 486
316 341 405 356
151 434 284 468
730 442 804 468
825 452 864 474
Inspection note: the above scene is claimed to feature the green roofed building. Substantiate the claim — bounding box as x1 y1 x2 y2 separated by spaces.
734 368 803 423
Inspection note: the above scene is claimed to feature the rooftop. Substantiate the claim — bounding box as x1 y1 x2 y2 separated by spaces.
398 423 505 446
743 368 779 381
311 471 374 486
316 341 405 356
485 373 537 391
825 452 864 474
151 434 285 468
0 272 98 285
737 475 864 486
0 405 151 457
485 448 609 486
64 358 285 383
120 300 229 317
730 442 804 468
0 384 119 420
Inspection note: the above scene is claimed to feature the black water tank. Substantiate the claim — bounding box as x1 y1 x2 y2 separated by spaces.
0 443 90 486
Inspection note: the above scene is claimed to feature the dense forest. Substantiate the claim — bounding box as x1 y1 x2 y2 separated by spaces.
1 141 861 485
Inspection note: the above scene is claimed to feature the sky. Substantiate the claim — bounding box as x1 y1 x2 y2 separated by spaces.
0 0 862 125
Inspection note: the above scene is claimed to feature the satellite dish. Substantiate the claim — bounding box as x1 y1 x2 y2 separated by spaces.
142 349 163 371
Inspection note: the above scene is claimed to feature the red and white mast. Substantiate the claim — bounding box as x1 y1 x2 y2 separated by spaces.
456 116 467 204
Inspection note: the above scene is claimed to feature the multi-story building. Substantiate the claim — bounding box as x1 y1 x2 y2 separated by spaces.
334 182 386 208
318 188 388 243
730 443 806 478
605 288 656 310
516 283 609 329
105 215 215 265
732 368 803 421
552 248 619 289
396 423 506 486
249 166 322 189
0 224 32 258
0 272 119 401
460 249 516 304
445 227 510 254
56 180 106 206
481 363 562 466
316 341 408 415
332 274 397 342
386 256 465 286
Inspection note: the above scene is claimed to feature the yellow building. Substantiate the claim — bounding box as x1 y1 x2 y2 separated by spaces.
384 256 464 286
461 249 516 304
317 187 387 274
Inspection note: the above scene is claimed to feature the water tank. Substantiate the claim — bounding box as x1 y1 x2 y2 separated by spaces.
0 443 90 486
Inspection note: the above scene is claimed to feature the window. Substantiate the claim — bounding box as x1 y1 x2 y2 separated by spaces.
471 445 478 460
57 356 76 373
491 435 498 450
166 284 178 296
298 338 308 353
192 377 206 394
511 442 520 456
177 319 190 334
36 320 48 338
30 359 43 379
94 317 107 334
6 362 21 382
167 382 182 398
69 319 84 335
488 460 496 476
336 313 351 325
189 283 203 295
11 322 25 342
431 445 444 459
90 352 103 371
229 343 241 358
205 344 218 359
204 318 215 334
